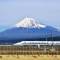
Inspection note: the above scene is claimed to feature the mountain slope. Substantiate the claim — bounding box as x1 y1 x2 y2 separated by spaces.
0 17 60 38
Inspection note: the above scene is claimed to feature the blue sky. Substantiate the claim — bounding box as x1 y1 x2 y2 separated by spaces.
0 0 60 30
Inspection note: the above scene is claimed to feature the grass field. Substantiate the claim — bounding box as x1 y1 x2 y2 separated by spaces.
0 45 60 60
0 55 60 60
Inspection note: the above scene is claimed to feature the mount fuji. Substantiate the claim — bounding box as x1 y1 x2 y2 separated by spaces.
0 17 60 44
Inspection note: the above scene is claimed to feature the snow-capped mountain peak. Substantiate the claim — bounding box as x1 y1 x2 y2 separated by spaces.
16 17 46 28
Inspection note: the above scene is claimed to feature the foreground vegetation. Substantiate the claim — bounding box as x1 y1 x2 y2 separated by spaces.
0 55 60 60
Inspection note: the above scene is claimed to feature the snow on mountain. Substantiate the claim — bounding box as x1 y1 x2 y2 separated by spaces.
16 17 46 28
